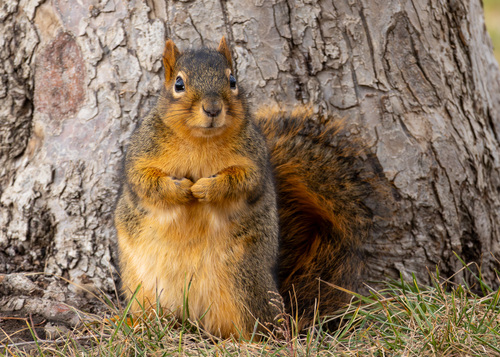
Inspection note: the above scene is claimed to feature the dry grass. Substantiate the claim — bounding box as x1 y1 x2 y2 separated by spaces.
484 0 500 63
1 258 499 356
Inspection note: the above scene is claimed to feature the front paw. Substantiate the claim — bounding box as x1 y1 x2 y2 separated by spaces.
191 177 218 203
163 176 194 204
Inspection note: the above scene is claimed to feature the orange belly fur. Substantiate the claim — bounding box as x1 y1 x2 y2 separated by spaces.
117 199 248 337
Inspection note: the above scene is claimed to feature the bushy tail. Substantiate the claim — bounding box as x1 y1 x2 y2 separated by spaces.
256 106 386 328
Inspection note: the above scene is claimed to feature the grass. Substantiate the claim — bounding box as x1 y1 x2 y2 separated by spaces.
1 260 499 356
484 0 500 63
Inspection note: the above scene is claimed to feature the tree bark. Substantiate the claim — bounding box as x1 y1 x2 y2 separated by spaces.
1 0 499 325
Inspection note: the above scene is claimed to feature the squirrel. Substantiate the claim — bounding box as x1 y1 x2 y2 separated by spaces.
114 37 383 339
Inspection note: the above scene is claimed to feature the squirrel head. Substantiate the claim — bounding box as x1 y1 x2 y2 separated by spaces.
159 37 247 140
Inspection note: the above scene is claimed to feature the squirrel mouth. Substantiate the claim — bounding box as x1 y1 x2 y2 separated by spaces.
199 124 225 131
206 118 224 129
193 117 224 129
197 111 226 129
187 105 228 136
191 122 226 137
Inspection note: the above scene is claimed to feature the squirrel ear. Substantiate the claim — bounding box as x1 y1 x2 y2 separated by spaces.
217 36 233 71
163 39 181 82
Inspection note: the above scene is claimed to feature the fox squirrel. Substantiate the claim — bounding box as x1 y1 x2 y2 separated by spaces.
114 37 382 338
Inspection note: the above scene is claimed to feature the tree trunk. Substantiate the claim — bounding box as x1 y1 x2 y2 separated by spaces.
1 0 499 327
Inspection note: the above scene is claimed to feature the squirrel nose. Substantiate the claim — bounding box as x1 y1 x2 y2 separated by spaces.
202 102 222 118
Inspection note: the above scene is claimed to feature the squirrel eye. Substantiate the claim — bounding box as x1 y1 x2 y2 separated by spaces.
229 74 236 89
174 76 185 92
